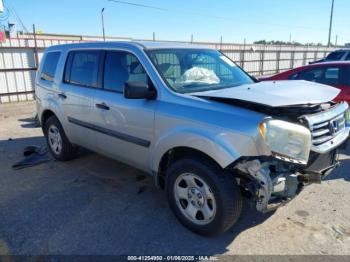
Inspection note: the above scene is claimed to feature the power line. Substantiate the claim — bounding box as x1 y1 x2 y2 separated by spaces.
107 0 335 33
3 0 29 33
0 7 9 21
108 0 233 20
336 34 350 42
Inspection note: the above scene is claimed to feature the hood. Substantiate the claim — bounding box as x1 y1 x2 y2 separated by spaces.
190 80 340 107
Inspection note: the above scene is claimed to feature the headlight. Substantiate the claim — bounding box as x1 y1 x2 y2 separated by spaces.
345 109 350 127
259 119 312 164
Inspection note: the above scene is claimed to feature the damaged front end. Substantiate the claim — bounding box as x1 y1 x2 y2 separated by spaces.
232 154 339 212
234 159 302 212
230 102 349 213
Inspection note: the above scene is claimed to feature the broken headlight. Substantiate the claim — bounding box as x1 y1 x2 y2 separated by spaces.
259 119 312 164
345 109 350 127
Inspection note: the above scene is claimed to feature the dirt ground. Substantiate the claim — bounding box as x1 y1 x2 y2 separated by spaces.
0 101 349 256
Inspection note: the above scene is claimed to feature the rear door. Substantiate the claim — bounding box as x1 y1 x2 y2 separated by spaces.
90 50 156 171
36 51 61 108
58 50 102 151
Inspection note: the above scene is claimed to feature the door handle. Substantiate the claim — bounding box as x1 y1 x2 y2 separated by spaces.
58 92 67 99
95 103 110 110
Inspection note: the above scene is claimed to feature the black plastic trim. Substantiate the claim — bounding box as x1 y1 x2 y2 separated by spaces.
67 117 150 148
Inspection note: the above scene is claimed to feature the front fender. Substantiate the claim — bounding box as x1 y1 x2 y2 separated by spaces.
151 127 264 172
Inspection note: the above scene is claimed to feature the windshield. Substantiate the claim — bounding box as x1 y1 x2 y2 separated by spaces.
147 49 254 93
326 51 345 61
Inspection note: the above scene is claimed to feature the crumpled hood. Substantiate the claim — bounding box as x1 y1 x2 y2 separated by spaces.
191 80 340 107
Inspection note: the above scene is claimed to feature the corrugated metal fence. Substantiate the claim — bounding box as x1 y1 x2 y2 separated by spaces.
0 34 335 103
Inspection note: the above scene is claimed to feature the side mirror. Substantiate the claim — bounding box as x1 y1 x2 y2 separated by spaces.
123 81 156 99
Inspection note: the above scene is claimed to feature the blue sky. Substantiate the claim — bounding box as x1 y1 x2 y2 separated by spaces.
2 0 350 44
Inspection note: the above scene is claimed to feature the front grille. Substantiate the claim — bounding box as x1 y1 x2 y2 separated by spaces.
302 102 348 153
311 114 345 146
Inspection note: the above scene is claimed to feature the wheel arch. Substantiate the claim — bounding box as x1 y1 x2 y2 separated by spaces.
157 146 224 189
152 130 242 173
41 109 56 129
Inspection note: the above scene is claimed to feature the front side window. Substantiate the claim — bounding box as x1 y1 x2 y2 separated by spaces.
64 50 101 88
295 68 325 82
40 52 61 82
103 51 148 93
147 49 253 93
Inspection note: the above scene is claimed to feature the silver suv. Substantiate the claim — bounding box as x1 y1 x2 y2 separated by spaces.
35 41 350 236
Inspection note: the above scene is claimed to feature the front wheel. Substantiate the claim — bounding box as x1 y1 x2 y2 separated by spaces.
166 157 242 236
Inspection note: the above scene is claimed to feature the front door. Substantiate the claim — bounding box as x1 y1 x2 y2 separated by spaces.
90 50 156 171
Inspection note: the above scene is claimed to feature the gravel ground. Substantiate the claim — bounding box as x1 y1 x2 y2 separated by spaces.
0 101 349 256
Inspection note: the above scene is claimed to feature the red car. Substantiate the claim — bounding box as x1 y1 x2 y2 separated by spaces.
260 61 350 104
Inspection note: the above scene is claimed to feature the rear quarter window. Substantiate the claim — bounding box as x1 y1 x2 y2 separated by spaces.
40 52 61 82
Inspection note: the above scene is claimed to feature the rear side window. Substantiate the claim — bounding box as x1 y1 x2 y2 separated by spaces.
323 67 340 85
64 50 101 88
289 66 342 85
40 52 61 82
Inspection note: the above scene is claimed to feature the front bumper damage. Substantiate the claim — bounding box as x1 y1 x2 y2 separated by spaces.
233 151 340 212
232 102 349 212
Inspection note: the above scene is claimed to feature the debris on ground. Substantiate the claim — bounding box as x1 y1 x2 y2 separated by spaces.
12 145 51 170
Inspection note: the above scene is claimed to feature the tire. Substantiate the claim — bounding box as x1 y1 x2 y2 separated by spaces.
44 115 77 161
166 157 242 236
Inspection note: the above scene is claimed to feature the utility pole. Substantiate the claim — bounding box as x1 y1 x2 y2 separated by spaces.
32 24 39 68
101 8 106 41
327 0 334 47
289 33 292 43
335 35 338 46
0 0 4 13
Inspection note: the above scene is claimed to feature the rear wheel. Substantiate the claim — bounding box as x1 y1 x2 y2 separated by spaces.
166 157 242 236
44 115 77 161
